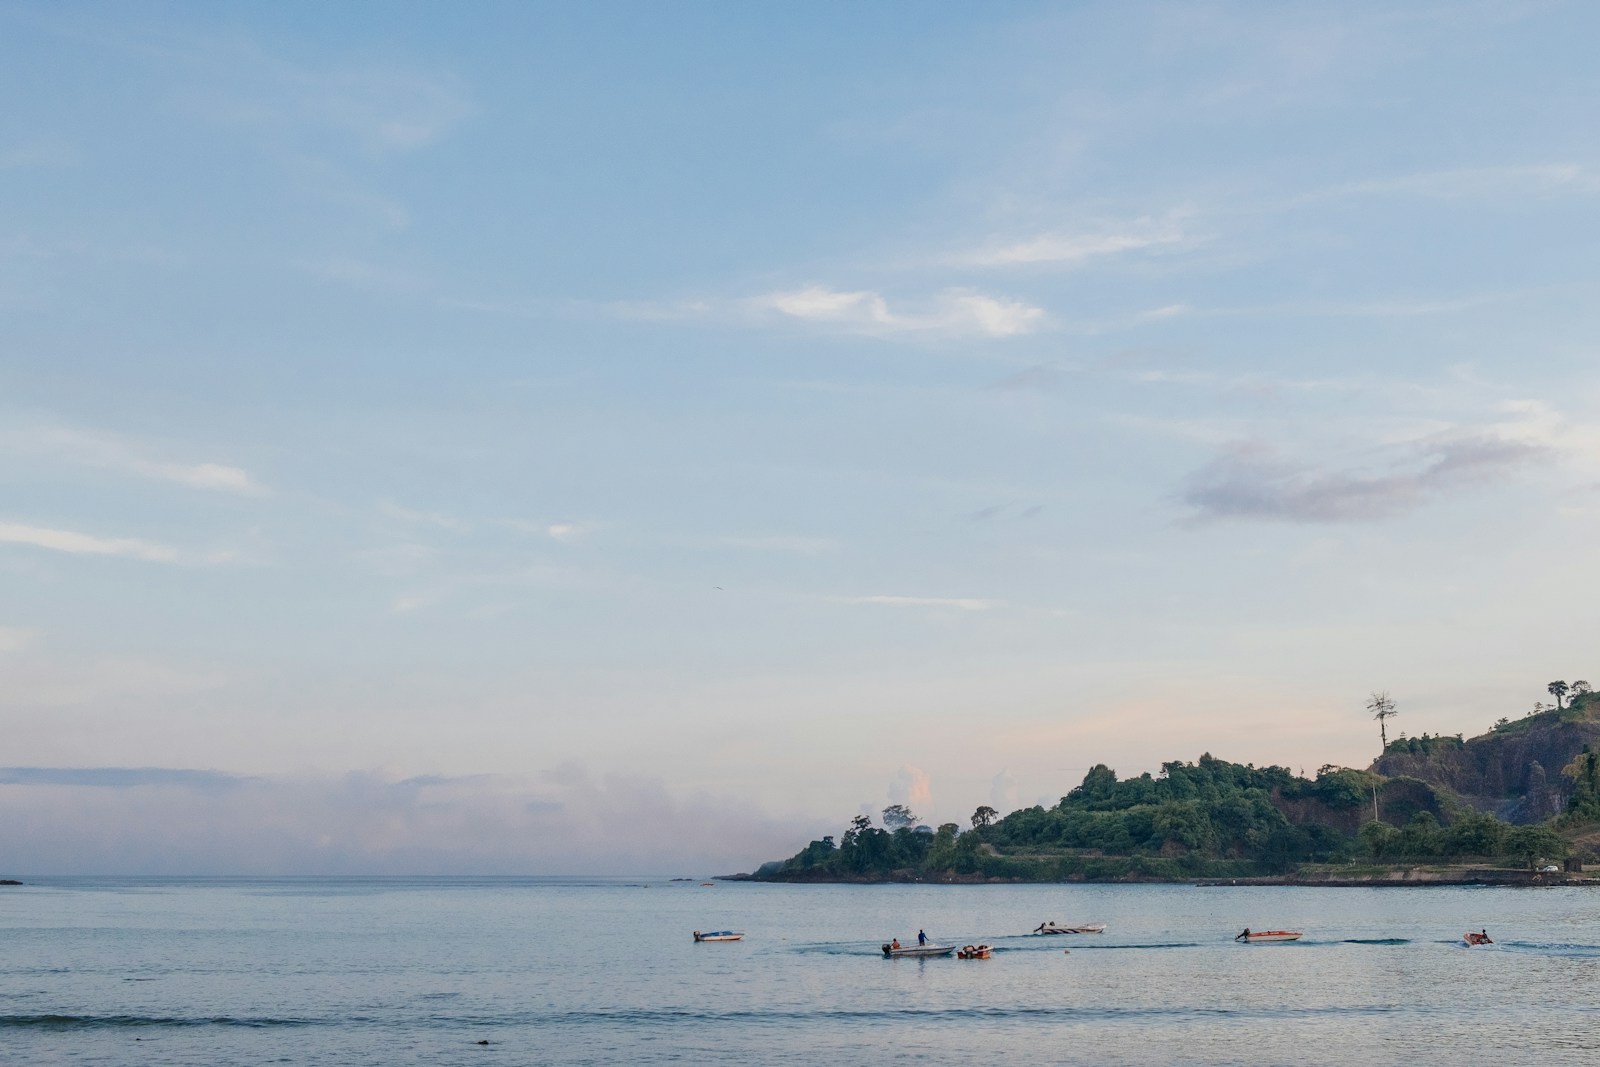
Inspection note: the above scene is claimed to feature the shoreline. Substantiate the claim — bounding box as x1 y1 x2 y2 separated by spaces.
732 865 1593 888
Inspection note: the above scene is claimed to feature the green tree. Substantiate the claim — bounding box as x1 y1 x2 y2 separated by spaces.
1360 819 1399 859
1547 680 1569 709
881 804 918 830
1505 824 1566 869
1397 811 1441 858
970 805 998 829
1367 691 1398 750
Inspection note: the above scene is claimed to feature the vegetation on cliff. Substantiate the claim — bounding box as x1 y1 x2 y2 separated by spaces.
757 682 1596 883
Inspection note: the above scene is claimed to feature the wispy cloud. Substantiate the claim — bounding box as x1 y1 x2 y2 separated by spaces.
505 518 595 543
0 521 180 562
1181 431 1549 524
751 285 1045 338
952 217 1193 268
545 522 587 543
887 764 932 813
4 424 267 495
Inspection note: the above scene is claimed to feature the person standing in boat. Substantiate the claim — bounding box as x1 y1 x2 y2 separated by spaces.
917 929 927 946
1237 927 1251 941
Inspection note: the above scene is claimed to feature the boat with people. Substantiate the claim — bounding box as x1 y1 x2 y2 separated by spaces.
881 940 955 958
1235 928 1302 943
956 944 993 959
692 930 744 942
1463 930 1493 946
1035 922 1106 935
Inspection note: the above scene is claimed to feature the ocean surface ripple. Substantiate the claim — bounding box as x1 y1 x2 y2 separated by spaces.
2 877 1597 1065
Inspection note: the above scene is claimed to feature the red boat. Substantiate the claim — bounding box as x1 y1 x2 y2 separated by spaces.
1463 931 1493 946
1235 929 1302 943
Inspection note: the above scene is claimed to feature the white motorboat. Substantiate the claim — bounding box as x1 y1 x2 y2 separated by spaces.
693 930 744 942
881 942 955 958
1035 922 1106 935
1234 929 1301 943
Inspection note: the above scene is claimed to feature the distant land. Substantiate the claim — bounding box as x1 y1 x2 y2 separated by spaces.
742 686 1600 885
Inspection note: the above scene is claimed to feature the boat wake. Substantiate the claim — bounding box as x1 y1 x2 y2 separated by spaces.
0 1014 322 1030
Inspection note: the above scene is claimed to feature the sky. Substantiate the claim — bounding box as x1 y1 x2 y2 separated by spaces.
3 1 1600 874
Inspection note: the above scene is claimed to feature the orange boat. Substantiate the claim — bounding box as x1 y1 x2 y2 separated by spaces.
956 944 992 959
1463 931 1493 946
1235 929 1302 943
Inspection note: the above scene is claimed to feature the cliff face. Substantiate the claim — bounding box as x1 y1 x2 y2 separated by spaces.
1370 695 1600 823
1271 776 1447 834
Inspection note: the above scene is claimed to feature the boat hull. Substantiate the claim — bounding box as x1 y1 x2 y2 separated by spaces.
882 944 955 958
1037 923 1106 935
693 931 744 942
1237 931 1301 943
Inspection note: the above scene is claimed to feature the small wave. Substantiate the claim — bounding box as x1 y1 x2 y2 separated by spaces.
1068 942 1203 951
0 1014 321 1030
517 1002 1426 1029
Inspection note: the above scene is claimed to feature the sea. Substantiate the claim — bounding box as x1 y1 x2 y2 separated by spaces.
2 877 1597 1066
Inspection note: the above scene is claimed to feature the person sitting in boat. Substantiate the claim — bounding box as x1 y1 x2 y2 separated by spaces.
890 938 901 950
918 929 927 945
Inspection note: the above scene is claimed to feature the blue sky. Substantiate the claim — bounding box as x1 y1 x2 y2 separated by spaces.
3 1 1599 873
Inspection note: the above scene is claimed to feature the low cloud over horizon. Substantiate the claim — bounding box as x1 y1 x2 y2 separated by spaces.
0 765 809 877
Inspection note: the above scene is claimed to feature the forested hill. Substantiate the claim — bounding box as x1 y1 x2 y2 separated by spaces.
752 748 1575 884
1371 690 1600 823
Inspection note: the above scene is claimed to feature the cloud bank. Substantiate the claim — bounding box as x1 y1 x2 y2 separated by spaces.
1181 432 1548 523
0 765 808 876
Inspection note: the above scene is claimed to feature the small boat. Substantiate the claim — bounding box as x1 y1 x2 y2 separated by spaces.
1463 931 1493 946
1235 929 1302 943
692 930 744 942
882 942 955 958
1035 922 1106 935
957 944 993 959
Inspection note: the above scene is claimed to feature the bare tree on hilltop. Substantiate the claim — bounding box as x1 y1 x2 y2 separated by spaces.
1367 691 1398 750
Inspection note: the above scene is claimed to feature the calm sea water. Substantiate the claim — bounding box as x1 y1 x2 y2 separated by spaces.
2 877 1598 1065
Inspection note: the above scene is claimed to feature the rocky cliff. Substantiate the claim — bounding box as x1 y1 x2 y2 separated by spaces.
1371 693 1600 823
